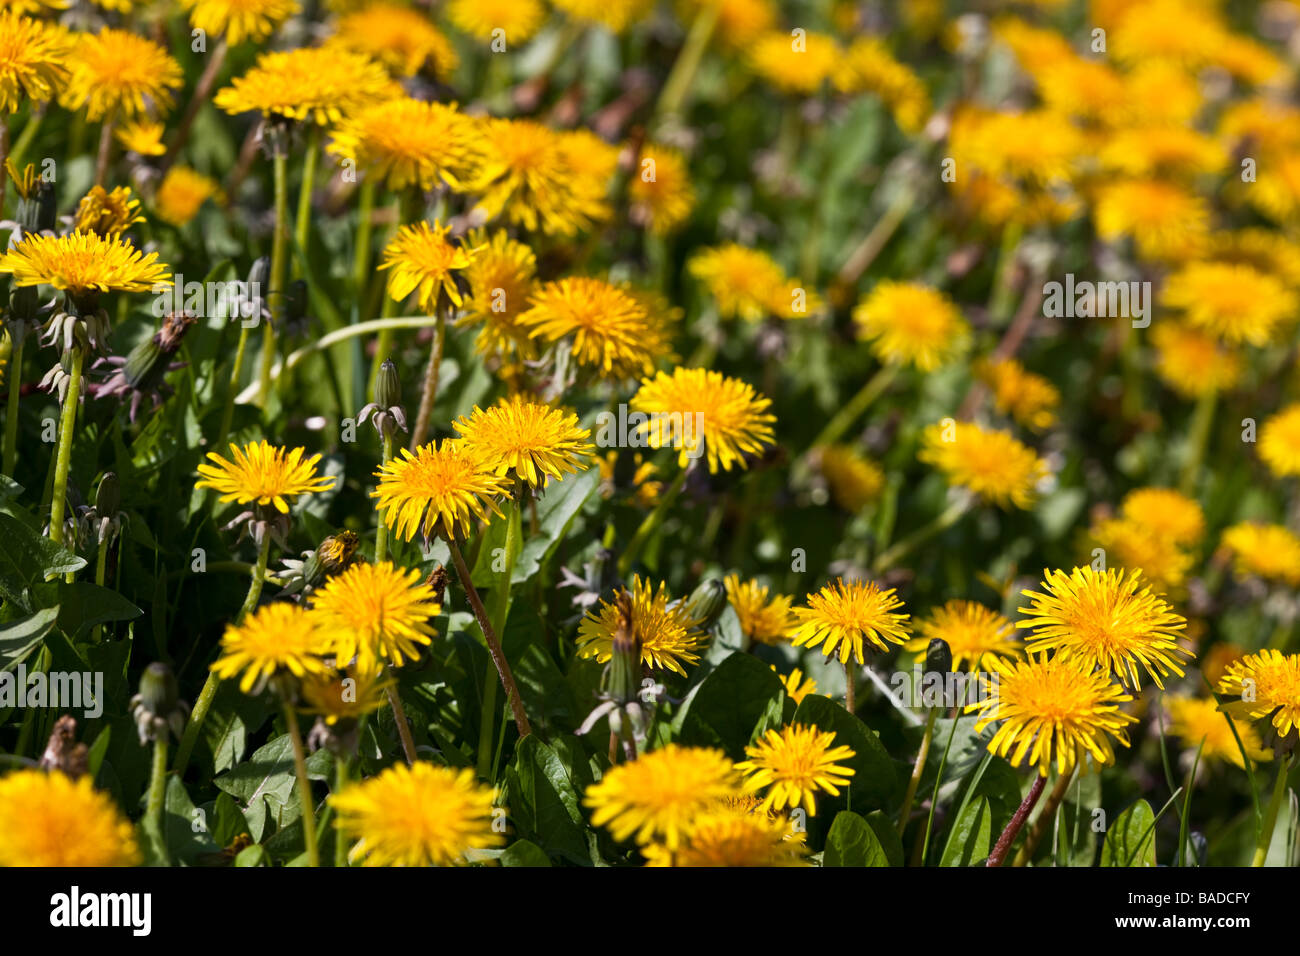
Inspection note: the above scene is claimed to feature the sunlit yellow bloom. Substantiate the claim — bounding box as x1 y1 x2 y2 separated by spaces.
211 602 331 693
447 0 545 43
1017 566 1191 689
688 243 804 322
0 770 139 866
968 653 1136 777
0 231 170 297
724 574 796 645
1246 150 1300 224
62 29 182 122
1211 229 1300 290
180 0 299 46
629 143 695 236
1093 179 1209 262
331 763 503 866
678 0 774 49
1098 126 1228 180
976 357 1059 431
1218 98 1300 157
1151 321 1243 399
453 395 594 487
597 450 662 508
1120 487 1205 547
1161 261 1295 346
73 185 143 238
153 166 222 227
331 3 457 78
0 12 69 112
584 745 741 849
906 599 1021 671
372 440 511 542
735 724 855 816
1217 649 1300 740
1088 517 1193 593
115 119 166 156
455 229 537 361
577 575 705 677
854 281 969 371
312 561 441 671
792 577 909 665
748 29 839 95
631 367 775 473
642 807 808 866
818 444 884 512
1109 0 1225 68
520 277 669 381
1167 696 1271 768
215 47 399 125
328 97 483 192
833 36 929 132
948 107 1083 186
551 0 652 32
774 666 817 705
1259 404 1300 479
1220 522 1300 586
919 420 1048 510
0 0 68 13
196 440 335 513
300 662 392 724
379 222 477 311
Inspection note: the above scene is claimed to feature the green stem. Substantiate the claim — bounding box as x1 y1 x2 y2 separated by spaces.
333 752 351 867
374 432 394 563
872 494 972 574
145 735 168 860
618 466 688 576
217 323 250 449
282 700 319 867
479 494 522 777
897 706 937 838
408 304 446 451
1179 386 1217 496
1252 755 1295 867
9 106 42 171
258 150 289 409
90 534 108 642
2 331 23 476
48 344 84 547
385 678 417 765
988 221 1024 325
293 127 319 276
654 0 722 122
810 365 899 450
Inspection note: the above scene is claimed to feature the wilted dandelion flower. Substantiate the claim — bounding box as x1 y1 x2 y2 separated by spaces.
115 119 166 156
196 440 335 513
1151 322 1243 399
969 654 1137 777
0 231 171 297
211 601 331 693
1259 403 1300 479
379 222 477 311
818 444 884 512
1161 261 1295 346
975 357 1060 431
792 577 909 665
456 229 537 360
453 396 594 487
551 0 652 32
853 281 970 371
446 0 545 42
833 37 929 131
312 561 441 670
328 98 482 193
1220 522 1300 586
0 12 69 112
180 0 300 46
73 185 143 237
372 440 511 542
1088 517 1193 594
62 29 182 121
520 277 668 380
153 166 222 227
735 724 856 815
629 144 695 235
0 770 139 866
1093 179 1209 262
215 47 399 125
331 762 503 866
1017 567 1191 689
1216 649 1300 740
748 29 839 95
724 574 796 645
1167 696 1271 769
331 3 458 78
906 600 1021 671
1120 487 1205 547
919 420 1048 510
577 575 705 677
631 368 775 473
642 808 807 867
583 744 741 849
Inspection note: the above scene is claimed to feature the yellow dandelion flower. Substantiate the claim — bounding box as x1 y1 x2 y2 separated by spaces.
678 0 775 50
642 807 808 866
583 744 741 849
735 724 856 816
1088 517 1194 594
688 243 797 322
215 47 399 126
631 367 775 474
211 601 331 693
115 119 166 156
520 277 669 380
833 37 929 132
853 281 969 371
179 0 299 46
73 185 143 238
300 663 392 724
1097 126 1228 179
748 29 839 95
331 3 457 78
312 561 441 671
1167 696 1271 768
456 229 537 361
331 762 503 866
1017 566 1191 689
905 599 1021 671
968 653 1137 777
1218 97 1300 157
551 0 652 33
153 166 222 227
818 444 884 512
62 29 182 122
0 0 68 13
372 440 511 542
1093 179 1209 262
447 0 546 43
328 97 482 193
453 396 593 488
918 420 1048 510
0 770 139 866
629 143 695 235
774 666 817 705
597 450 662 508
1211 229 1300 290
1161 261 1295 346
0 231 171 297
1248 150 1300 224
1220 522 1300 586
975 358 1060 431
792 576 910 665
0 12 69 113
1150 321 1243 399
1259 404 1300 479
948 107 1083 186
1120 487 1205 547
378 221 477 311
1216 649 1300 740
724 574 796 645
577 575 705 677
1203 643 1248 686
196 440 334 513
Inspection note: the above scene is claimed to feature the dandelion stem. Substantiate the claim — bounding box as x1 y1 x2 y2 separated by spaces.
447 537 533 739
217 323 251 447
48 344 84 548
374 432 394 563
872 494 971 574
898 705 938 838
618 466 688 576
164 37 229 172
844 659 856 714
1013 767 1075 866
9 106 41 170
385 677 417 766
987 773 1047 867
282 699 320 867
293 126 320 274
479 494 521 777
144 734 168 860
654 0 722 123
810 364 899 450
2 331 23 477
93 119 114 187
408 304 446 451
333 753 351 867
1179 385 1217 496
1252 754 1296 867
258 149 289 409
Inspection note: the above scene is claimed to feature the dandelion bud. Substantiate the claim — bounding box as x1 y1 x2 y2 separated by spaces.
95 472 120 521
606 591 641 704
375 358 401 410
684 579 727 630
138 662 179 718
924 638 953 676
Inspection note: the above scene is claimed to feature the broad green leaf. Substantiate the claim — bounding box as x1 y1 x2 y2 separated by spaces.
1102 799 1157 867
0 513 85 611
673 652 785 759
939 796 992 867
505 734 592 865
501 840 552 867
0 606 58 671
824 811 891 867
791 694 900 814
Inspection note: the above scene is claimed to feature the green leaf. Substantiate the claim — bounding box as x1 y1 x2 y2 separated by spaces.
865 810 905 867
673 652 785 759
513 469 600 584
0 513 86 611
0 606 58 671
163 775 222 866
791 694 900 814
823 811 892 866
1102 799 1157 867
54 582 142 640
505 734 593 865
213 734 306 843
501 839 552 867
939 796 992 867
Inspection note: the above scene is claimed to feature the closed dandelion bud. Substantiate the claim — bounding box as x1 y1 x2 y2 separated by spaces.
10 285 41 326
925 638 953 676
95 472 120 521
248 255 270 291
121 332 168 390
684 579 727 630
375 358 401 410
138 662 178 718
606 591 641 704
14 179 55 234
